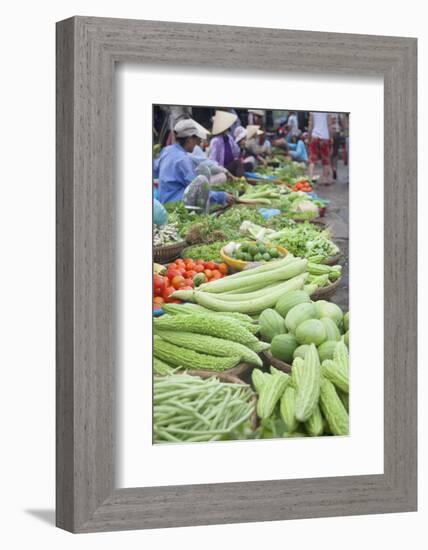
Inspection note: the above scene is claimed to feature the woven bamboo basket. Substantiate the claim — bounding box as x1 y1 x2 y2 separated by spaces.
321 253 341 266
153 240 187 264
311 277 342 301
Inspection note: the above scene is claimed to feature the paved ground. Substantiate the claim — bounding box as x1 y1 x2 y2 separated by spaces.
313 160 349 311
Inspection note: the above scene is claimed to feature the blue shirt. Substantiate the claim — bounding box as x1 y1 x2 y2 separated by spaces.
154 143 226 205
288 140 308 162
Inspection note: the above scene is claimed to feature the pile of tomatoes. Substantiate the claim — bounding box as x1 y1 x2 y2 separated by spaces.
153 258 229 310
292 179 313 193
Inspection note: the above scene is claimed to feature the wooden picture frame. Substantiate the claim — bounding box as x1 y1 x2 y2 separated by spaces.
56 16 417 533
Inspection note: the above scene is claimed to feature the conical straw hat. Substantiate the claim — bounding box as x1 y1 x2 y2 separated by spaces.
246 125 261 140
211 110 238 135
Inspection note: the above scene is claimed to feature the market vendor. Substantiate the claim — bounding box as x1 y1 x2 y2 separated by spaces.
245 126 271 165
288 131 309 163
208 110 244 176
154 119 234 206
233 125 258 171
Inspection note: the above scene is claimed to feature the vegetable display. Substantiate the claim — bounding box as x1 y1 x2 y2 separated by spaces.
226 240 285 263
154 374 255 443
152 155 348 443
153 222 181 247
251 341 349 438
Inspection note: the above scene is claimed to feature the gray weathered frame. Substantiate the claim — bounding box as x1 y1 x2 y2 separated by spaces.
56 16 417 533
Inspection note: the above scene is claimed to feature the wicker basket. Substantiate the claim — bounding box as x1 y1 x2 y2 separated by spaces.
153 240 187 264
261 351 292 374
321 253 341 266
311 277 342 301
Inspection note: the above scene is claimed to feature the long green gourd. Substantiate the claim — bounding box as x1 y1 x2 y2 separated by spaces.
203 278 304 302
319 377 349 435
198 258 307 294
294 344 321 422
304 404 324 436
155 330 263 366
154 313 258 346
204 254 295 284
257 367 290 419
153 336 240 371
280 386 299 433
193 274 307 314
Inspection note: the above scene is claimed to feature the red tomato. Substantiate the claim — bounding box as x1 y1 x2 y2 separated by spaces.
183 278 194 288
205 261 216 270
171 275 186 290
181 285 193 291
194 264 204 273
186 269 197 279
211 269 222 279
167 267 181 279
195 259 205 266
204 269 213 279
162 286 175 301
184 259 195 268
175 258 185 266
218 263 228 275
153 273 165 292
153 296 165 306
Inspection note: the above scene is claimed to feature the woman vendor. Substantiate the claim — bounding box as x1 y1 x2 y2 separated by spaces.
154 119 234 206
208 110 244 176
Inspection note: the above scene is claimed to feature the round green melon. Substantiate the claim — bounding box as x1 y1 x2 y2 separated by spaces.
271 333 298 364
275 290 311 318
295 319 327 346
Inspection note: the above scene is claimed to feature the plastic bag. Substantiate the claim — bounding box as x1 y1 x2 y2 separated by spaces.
153 198 168 226
183 175 210 213
196 162 211 179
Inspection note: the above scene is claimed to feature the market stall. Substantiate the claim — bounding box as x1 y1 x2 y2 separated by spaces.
153 155 349 443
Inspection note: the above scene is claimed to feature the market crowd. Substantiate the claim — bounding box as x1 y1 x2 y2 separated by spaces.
153 107 348 211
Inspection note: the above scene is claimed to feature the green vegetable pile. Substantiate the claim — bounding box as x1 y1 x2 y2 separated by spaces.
251 338 349 439
240 220 340 261
154 373 255 443
182 241 230 262
230 241 283 263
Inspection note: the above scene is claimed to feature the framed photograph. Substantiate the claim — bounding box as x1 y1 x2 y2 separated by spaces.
56 16 417 533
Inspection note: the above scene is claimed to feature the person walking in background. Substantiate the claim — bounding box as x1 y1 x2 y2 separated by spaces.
330 112 347 180
308 111 333 184
286 111 300 141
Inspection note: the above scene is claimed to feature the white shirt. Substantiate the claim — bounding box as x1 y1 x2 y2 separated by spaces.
311 112 330 139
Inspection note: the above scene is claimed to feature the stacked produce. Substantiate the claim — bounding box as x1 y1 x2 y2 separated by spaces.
259 296 348 362
153 222 182 247
153 258 229 309
153 307 268 372
170 255 341 315
154 373 255 443
252 341 349 438
239 220 340 262
223 240 285 263
291 178 313 193
255 160 306 184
